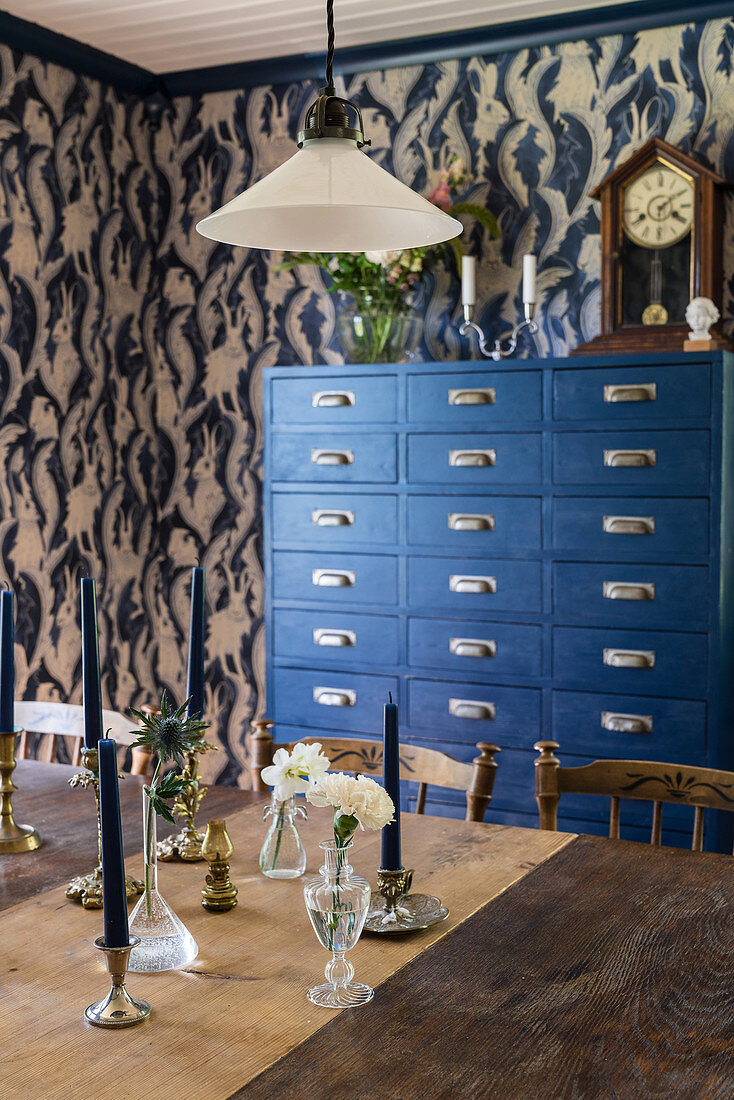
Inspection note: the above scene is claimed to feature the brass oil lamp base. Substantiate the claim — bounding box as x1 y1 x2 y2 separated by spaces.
363 867 449 935
201 819 238 912
0 729 41 854
85 936 151 1028
66 747 143 908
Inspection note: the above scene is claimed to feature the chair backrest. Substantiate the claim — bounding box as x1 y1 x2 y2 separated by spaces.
15 700 151 774
250 722 500 822
535 740 734 851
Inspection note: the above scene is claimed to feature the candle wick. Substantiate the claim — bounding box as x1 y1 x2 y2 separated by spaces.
388 691 393 704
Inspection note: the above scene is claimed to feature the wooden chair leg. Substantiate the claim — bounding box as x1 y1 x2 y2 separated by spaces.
249 718 275 792
651 801 662 846
71 740 82 767
415 782 427 815
465 743 501 822
130 745 154 777
534 741 561 830
17 729 28 760
692 806 704 851
609 796 620 839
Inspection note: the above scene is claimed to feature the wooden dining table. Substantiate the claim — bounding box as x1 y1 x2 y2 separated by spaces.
3 760 733 1099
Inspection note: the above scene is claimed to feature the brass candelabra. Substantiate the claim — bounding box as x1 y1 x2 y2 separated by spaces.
157 749 208 862
363 866 449 934
66 747 143 908
0 727 41 853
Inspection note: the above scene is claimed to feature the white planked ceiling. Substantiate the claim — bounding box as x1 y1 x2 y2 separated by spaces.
6 0 646 75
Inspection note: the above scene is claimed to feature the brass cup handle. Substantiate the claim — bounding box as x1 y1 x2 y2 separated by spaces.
313 628 356 647
312 568 355 587
312 448 354 466
601 711 653 734
448 513 495 531
449 698 496 720
603 648 656 669
450 638 497 659
603 515 655 535
449 449 496 467
602 581 656 601
449 575 497 594
312 509 354 527
603 382 657 403
448 387 496 406
312 390 356 408
603 448 657 468
313 687 357 707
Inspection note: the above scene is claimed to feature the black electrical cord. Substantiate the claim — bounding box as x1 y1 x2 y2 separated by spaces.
325 0 335 90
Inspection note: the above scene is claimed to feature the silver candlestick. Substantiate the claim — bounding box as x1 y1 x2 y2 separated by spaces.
460 301 538 360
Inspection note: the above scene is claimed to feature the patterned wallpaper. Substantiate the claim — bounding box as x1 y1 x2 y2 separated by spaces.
3 16 734 783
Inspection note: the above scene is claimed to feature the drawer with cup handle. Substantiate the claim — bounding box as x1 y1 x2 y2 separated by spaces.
407 494 541 551
408 677 541 744
551 689 707 761
272 491 398 546
408 617 542 677
409 432 542 484
272 608 399 666
272 668 399 733
553 362 710 421
272 550 398 606
270 373 397 424
408 555 541 613
553 429 709 489
407 369 541 423
552 562 709 628
271 430 397 482
552 625 707 695
552 496 709 560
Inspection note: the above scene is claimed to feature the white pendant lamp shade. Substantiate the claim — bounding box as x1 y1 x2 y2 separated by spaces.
196 139 463 253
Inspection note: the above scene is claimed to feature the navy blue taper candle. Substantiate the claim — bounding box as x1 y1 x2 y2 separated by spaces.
98 737 129 948
0 589 14 733
186 566 205 720
381 693 401 870
81 579 104 750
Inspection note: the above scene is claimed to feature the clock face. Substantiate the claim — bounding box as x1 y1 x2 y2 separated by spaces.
622 163 694 249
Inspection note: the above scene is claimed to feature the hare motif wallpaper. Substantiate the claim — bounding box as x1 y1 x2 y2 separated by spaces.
2 16 734 783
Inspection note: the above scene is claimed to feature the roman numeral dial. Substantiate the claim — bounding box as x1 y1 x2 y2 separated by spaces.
622 162 694 248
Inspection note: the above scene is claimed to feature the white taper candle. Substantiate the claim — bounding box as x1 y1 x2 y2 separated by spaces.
522 254 536 304
461 255 476 307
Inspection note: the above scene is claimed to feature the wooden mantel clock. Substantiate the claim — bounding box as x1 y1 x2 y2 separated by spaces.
575 137 730 354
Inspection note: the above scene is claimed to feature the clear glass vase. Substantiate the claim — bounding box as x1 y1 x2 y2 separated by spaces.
128 789 199 973
336 293 423 364
259 793 307 879
303 840 372 1008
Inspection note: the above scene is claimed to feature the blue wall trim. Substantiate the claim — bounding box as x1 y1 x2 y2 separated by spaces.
0 10 159 96
0 0 731 98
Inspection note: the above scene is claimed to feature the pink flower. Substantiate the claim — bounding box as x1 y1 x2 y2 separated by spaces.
427 180 451 211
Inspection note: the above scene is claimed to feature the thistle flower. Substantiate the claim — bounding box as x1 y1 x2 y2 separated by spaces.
130 690 207 769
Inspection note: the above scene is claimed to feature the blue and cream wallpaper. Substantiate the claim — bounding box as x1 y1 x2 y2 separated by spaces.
2 15 734 782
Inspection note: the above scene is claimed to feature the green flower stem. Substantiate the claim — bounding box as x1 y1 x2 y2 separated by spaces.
144 759 162 918
268 802 286 872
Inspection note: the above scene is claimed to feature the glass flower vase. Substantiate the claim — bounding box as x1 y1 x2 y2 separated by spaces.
128 789 199 973
303 840 372 1008
336 292 423 364
259 793 307 879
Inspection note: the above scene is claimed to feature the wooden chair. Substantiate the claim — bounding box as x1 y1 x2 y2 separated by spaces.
535 740 734 851
15 700 152 775
250 719 500 822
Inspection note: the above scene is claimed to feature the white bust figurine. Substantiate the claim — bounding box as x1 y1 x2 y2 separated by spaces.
685 297 720 342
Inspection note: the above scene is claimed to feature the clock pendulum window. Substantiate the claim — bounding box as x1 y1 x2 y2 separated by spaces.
620 163 694 327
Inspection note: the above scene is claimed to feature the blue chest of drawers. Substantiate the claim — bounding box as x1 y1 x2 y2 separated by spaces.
264 352 734 850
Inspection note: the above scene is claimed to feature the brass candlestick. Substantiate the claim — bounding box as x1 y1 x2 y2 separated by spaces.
157 749 207 861
0 728 41 853
85 935 151 1028
201 819 238 911
363 866 449 934
66 747 143 908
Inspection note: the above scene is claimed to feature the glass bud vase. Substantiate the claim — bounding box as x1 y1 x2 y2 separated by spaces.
303 840 373 1008
259 793 307 879
129 789 199 973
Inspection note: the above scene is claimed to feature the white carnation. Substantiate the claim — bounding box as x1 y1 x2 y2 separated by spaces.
307 772 395 831
261 742 331 802
363 249 403 266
